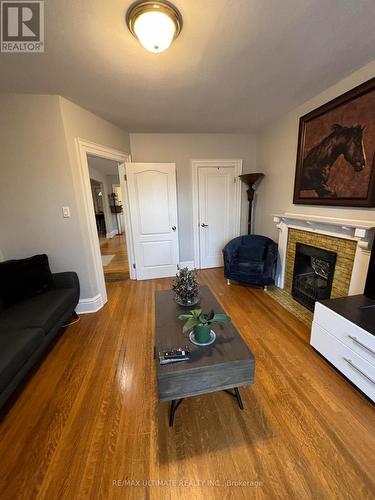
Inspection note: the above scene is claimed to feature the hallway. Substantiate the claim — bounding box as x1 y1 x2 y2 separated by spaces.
100 234 129 282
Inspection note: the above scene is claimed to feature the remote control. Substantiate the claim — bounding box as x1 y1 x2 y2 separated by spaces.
159 347 190 365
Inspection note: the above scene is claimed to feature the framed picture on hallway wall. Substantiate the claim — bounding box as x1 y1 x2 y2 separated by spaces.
293 77 375 207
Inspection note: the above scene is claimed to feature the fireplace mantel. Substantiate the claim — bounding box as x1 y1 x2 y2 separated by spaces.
272 213 375 295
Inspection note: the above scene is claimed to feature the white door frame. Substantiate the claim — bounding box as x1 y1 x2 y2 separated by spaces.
75 138 135 307
192 159 243 269
117 163 136 279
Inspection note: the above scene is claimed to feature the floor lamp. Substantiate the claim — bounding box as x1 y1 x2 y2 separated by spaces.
239 173 264 234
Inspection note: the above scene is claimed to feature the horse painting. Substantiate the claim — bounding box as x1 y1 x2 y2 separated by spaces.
294 77 375 206
300 124 366 197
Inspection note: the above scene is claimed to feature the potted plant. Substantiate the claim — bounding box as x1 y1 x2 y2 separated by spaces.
178 309 231 344
172 267 200 306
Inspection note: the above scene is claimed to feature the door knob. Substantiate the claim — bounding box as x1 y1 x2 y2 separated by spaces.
201 223 208 228
172 226 176 231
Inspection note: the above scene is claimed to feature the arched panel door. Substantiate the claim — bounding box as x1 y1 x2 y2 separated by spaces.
125 162 179 279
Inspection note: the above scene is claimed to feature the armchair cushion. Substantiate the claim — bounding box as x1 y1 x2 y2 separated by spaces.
238 243 266 262
237 260 265 274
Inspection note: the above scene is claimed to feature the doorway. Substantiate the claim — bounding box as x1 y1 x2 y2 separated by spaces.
192 159 242 269
90 179 107 242
87 154 130 282
76 139 134 309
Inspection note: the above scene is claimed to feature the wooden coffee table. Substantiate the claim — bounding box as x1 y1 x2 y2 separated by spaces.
155 285 255 426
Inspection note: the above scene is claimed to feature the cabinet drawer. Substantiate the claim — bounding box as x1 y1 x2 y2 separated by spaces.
314 303 375 366
311 322 375 402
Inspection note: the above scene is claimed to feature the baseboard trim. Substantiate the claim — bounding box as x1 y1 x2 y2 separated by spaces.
179 261 195 270
76 294 105 314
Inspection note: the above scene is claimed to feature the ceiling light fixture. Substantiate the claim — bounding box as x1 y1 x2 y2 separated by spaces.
126 1 182 53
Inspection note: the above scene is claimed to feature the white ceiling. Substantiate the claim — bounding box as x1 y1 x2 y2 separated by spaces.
87 155 119 175
1 0 374 132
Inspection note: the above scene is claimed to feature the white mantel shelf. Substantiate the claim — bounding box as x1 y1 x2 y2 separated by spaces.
272 212 375 295
273 213 375 230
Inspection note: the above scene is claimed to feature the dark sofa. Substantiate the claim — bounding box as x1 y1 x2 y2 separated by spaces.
223 235 278 287
0 256 79 411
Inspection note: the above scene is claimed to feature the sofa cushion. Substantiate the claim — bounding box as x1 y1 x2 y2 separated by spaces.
0 328 44 394
0 255 54 308
0 289 77 334
238 243 266 262
236 261 265 274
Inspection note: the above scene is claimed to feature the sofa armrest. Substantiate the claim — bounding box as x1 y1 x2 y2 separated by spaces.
52 272 80 292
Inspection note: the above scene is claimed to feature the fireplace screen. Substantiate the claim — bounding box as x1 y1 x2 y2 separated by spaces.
292 243 337 311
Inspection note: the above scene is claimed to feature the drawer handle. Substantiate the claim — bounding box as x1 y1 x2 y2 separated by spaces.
348 335 375 356
343 357 375 385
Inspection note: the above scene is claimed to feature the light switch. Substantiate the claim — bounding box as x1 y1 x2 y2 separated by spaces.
62 206 71 218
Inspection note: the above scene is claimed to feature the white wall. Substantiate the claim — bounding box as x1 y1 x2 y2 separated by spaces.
129 133 257 261
255 60 375 241
106 175 120 191
0 94 130 300
0 94 82 279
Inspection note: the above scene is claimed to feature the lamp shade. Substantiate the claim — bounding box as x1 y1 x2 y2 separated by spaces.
134 11 175 52
126 1 182 53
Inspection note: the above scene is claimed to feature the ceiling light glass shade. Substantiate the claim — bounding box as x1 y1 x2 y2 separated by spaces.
126 1 182 53
134 11 175 52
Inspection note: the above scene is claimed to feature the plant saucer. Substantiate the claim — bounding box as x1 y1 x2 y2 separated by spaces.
189 329 216 346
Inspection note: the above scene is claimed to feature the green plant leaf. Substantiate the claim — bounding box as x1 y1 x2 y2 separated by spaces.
212 314 230 323
191 309 202 319
178 314 193 321
179 308 230 332
207 309 215 321
182 317 199 333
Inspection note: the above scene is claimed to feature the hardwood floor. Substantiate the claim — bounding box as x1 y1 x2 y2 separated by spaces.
101 234 129 281
0 269 374 499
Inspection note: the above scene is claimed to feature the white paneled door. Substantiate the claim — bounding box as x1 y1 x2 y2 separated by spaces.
125 162 179 280
198 165 241 268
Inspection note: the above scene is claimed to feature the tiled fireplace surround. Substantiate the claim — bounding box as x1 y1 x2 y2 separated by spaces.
285 229 356 298
273 213 375 310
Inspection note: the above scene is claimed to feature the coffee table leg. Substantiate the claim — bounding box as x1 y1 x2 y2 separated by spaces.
234 387 244 410
169 398 184 427
224 387 244 410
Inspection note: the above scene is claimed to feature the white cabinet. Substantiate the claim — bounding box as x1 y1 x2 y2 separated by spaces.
311 298 375 402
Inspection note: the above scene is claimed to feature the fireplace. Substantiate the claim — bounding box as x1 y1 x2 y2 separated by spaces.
292 243 337 311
